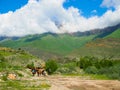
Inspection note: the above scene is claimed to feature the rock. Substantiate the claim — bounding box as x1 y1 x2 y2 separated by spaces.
7 73 17 80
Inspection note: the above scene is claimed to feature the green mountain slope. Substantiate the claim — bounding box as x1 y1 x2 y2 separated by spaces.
69 29 120 59
0 34 96 59
0 47 43 72
105 28 120 38
0 27 120 59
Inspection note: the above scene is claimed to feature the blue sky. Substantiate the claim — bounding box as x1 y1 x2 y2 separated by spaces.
63 0 108 17
0 0 108 17
0 0 28 14
0 0 120 36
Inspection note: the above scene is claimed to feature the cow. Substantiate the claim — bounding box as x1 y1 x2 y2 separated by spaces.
27 66 47 76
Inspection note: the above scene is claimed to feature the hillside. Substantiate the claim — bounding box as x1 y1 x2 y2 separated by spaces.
0 34 96 59
0 24 120 59
69 28 120 59
0 47 44 71
105 28 120 38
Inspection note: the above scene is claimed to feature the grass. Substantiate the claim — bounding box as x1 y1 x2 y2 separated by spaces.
70 38 120 59
0 47 43 72
0 34 96 56
62 73 110 80
88 74 110 80
105 28 120 38
0 80 51 90
0 28 120 59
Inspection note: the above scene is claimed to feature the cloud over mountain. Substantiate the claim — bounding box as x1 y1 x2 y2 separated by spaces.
0 0 120 36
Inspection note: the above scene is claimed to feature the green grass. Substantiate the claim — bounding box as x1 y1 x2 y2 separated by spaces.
0 80 51 90
0 28 120 59
0 34 96 57
70 38 120 59
62 73 109 80
0 47 43 72
105 29 120 38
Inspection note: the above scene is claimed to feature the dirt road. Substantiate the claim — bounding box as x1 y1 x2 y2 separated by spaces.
30 75 120 90
50 76 120 90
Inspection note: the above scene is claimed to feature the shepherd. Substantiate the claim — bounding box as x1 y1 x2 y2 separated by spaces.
31 67 37 76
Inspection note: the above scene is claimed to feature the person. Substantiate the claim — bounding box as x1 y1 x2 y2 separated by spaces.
31 68 37 76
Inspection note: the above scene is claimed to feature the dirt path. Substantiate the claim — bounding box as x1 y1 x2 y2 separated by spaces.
47 76 120 90
24 75 120 90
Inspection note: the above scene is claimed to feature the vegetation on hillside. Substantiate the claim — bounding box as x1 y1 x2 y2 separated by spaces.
44 56 120 80
0 34 96 58
0 46 120 81
70 38 120 59
77 56 120 79
0 28 120 81
0 28 120 59
0 47 43 72
45 59 58 75
105 29 120 38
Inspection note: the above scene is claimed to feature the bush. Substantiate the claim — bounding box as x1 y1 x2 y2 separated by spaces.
26 62 34 69
56 67 70 74
45 60 58 75
98 65 120 79
79 56 96 69
78 56 120 79
85 66 98 74
78 56 114 70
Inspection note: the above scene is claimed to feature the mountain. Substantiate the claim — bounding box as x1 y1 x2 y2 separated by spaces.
0 23 120 41
69 28 120 59
0 33 96 59
105 28 120 38
0 24 120 59
72 23 120 38
0 36 20 41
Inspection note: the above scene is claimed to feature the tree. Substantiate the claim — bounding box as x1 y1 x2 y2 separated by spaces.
45 60 58 75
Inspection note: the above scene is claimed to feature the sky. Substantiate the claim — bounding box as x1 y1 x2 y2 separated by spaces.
0 0 120 36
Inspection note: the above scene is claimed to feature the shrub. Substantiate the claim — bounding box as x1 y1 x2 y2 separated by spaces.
79 56 97 69
45 60 58 75
85 66 98 74
26 62 34 69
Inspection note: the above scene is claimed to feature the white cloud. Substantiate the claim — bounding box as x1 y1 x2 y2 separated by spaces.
0 0 120 36
91 10 97 13
101 0 120 8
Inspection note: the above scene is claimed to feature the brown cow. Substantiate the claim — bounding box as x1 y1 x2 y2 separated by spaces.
36 67 46 76
28 66 46 76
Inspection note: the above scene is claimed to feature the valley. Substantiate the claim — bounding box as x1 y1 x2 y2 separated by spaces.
0 24 120 90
